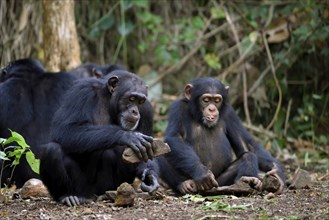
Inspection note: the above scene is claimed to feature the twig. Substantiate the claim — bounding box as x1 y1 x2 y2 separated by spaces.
247 65 271 95
223 6 251 125
264 4 275 28
149 40 203 88
284 99 293 136
242 122 277 139
219 34 260 80
318 173 329 181
262 32 282 130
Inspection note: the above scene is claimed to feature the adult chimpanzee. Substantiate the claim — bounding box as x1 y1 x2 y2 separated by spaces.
0 59 127 188
158 77 285 195
69 63 126 78
0 58 77 187
40 70 159 206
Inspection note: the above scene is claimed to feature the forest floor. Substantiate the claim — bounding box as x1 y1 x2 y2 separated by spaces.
0 160 328 220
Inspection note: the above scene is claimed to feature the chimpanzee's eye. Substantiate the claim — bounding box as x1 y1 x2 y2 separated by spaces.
214 97 222 103
203 97 210 103
129 96 136 102
139 98 145 104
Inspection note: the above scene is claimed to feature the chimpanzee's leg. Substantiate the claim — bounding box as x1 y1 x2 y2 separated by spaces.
216 152 262 190
40 142 93 205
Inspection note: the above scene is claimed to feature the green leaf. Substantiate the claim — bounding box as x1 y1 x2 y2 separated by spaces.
98 14 115 31
117 21 134 36
133 0 149 8
0 151 9 160
188 194 206 203
0 138 6 145
88 14 115 38
138 42 147 53
210 7 225 19
25 151 40 174
240 35 258 55
203 201 249 212
312 94 322 100
8 130 30 150
122 0 133 11
137 12 162 25
249 31 259 43
204 53 221 70
192 16 204 29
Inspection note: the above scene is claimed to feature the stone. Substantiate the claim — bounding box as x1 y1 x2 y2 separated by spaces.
289 168 313 189
114 182 136 207
122 139 171 163
262 175 282 193
19 178 49 199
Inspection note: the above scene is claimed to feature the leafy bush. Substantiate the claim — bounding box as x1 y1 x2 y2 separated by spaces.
0 130 39 188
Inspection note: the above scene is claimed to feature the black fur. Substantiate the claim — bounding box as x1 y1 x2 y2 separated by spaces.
0 58 77 187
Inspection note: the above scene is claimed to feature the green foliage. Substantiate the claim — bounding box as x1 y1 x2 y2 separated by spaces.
153 120 168 135
182 194 250 212
202 201 249 212
210 7 225 19
74 0 329 150
0 130 40 186
87 2 119 38
204 54 221 70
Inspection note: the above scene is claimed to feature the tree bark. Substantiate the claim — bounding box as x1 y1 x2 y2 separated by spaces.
42 0 80 72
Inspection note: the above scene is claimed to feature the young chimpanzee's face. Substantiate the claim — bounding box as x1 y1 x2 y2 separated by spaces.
199 93 223 128
184 77 227 128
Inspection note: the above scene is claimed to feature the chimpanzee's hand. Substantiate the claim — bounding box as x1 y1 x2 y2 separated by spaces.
178 179 198 194
195 170 218 192
140 168 159 194
240 176 262 190
59 195 91 206
119 131 154 161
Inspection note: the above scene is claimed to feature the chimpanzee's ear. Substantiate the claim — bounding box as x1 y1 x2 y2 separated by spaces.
225 86 229 95
184 84 193 100
92 67 104 79
107 76 119 94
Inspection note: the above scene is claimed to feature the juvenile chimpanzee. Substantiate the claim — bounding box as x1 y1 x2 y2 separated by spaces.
158 77 285 195
0 58 77 187
40 70 159 206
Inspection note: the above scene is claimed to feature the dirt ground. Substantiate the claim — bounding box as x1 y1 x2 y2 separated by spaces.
0 163 328 220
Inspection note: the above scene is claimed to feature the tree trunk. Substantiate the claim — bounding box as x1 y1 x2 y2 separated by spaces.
42 0 80 72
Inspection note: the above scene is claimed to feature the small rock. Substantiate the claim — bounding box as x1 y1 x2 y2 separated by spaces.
19 178 49 199
289 168 313 189
0 193 9 203
114 182 136 207
122 139 171 163
103 191 117 202
262 175 281 193
264 192 276 200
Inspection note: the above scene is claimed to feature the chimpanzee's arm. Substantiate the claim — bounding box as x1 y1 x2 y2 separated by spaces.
164 100 209 180
224 104 252 157
224 104 285 184
135 160 160 193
